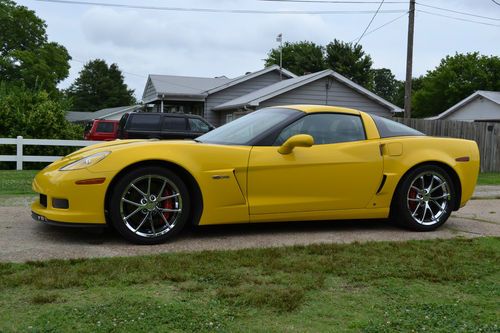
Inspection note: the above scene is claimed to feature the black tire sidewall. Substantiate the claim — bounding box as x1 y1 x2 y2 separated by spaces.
393 165 455 231
109 166 191 244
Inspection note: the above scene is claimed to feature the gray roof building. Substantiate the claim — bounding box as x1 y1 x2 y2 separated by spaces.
428 91 500 122
141 65 402 126
66 105 142 123
213 69 401 115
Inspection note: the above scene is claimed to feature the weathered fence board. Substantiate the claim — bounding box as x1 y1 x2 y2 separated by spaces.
396 119 500 172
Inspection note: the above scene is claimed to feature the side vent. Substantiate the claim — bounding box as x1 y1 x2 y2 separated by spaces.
376 175 387 194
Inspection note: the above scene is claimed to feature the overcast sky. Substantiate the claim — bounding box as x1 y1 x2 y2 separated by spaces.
16 0 500 99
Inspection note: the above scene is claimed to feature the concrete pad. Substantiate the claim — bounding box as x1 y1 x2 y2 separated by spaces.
0 198 499 263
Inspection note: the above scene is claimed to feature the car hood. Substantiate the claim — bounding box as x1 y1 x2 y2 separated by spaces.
61 139 198 162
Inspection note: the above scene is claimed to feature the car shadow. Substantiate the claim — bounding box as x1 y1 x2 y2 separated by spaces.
35 218 399 245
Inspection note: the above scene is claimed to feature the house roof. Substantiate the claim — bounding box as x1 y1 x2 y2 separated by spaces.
213 69 403 113
205 65 296 94
147 75 231 98
428 90 500 120
143 65 296 101
66 105 142 122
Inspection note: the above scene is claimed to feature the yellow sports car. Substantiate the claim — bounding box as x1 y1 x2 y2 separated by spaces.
32 105 480 244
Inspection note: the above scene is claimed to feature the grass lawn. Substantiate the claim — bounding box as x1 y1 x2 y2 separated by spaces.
0 237 498 332
0 170 38 195
477 172 500 186
1 170 499 197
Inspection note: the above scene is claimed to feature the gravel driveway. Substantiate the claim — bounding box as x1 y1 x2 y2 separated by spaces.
1 191 499 263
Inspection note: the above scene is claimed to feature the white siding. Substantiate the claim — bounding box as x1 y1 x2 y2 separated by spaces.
444 98 500 121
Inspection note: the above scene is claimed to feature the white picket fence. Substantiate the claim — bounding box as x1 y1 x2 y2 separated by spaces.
0 136 101 170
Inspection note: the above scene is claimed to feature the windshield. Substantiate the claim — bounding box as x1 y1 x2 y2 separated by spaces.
197 108 301 145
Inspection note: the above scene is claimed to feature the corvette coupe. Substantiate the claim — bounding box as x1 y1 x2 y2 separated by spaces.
32 105 480 244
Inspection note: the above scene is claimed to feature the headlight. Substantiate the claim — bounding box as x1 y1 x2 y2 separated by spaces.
59 151 111 171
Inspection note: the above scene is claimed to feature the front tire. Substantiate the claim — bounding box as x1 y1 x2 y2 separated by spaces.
109 166 190 244
392 165 455 231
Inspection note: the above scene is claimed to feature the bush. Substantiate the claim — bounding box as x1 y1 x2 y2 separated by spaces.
0 82 83 169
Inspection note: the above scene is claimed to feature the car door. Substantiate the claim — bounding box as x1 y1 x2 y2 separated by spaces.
126 114 162 139
247 113 383 215
161 116 189 139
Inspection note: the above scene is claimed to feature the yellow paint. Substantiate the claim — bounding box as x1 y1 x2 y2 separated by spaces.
31 105 480 227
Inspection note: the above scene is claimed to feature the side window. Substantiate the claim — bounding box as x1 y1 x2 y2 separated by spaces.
129 115 161 131
96 122 114 133
274 113 366 145
162 117 186 131
371 114 424 138
188 118 210 132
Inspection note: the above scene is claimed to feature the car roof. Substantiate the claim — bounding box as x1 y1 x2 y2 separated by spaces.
276 105 362 116
129 112 203 118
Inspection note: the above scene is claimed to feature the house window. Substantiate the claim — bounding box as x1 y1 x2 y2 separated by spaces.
226 113 234 123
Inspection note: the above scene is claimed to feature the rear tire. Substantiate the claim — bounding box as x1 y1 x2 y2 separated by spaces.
391 165 455 231
109 166 190 244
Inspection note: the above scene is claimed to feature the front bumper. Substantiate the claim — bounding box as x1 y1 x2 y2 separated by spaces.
31 211 104 228
31 167 115 225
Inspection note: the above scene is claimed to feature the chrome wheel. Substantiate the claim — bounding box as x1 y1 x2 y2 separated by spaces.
120 175 182 238
406 171 451 226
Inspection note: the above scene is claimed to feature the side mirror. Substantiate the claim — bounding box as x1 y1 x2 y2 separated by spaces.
278 134 314 155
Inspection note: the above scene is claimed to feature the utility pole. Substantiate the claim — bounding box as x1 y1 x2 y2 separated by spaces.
404 0 415 118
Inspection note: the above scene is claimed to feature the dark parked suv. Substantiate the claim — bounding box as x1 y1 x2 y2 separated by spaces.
118 113 215 140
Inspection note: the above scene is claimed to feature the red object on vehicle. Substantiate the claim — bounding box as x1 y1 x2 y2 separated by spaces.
84 120 119 141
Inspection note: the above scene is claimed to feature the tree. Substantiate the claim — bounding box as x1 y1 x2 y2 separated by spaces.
325 39 373 87
0 82 83 168
0 0 71 94
66 59 136 111
412 52 500 118
265 41 325 75
371 68 401 106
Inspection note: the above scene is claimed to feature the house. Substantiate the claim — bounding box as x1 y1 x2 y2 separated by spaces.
142 66 402 126
428 91 500 122
66 105 143 124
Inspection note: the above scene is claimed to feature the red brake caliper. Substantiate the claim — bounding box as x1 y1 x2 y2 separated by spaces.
162 188 173 221
408 188 417 211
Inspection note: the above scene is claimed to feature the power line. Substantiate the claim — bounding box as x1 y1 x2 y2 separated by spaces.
258 0 500 22
69 59 229 93
349 11 407 42
259 0 405 3
417 10 500 28
355 0 385 44
34 0 407 14
417 3 500 22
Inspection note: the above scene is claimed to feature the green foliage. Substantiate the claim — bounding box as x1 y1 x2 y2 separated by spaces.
265 41 325 75
0 0 70 94
371 68 401 105
0 82 83 169
393 76 424 109
66 59 136 111
325 39 373 87
0 0 46 53
264 39 390 97
412 52 500 118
